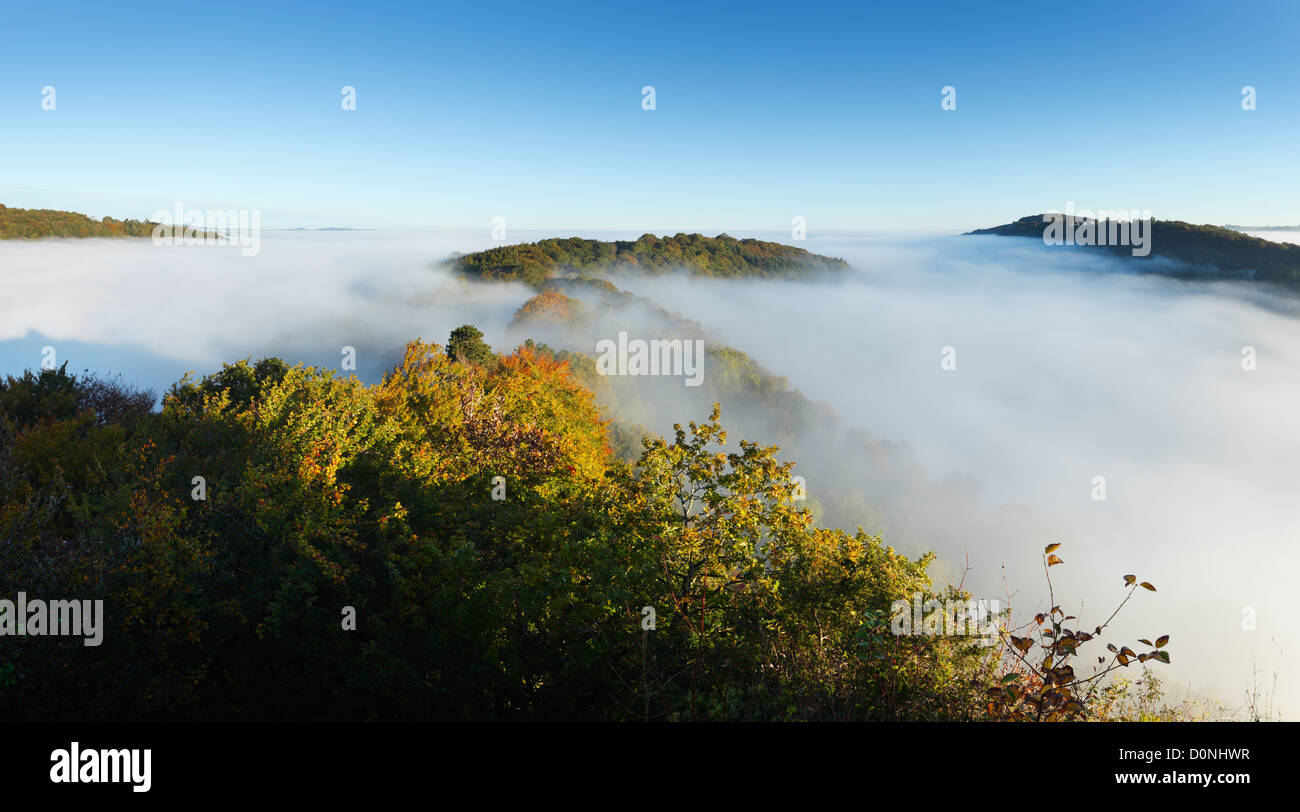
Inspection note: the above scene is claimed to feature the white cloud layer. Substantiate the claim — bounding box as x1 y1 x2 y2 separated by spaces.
2 230 1296 717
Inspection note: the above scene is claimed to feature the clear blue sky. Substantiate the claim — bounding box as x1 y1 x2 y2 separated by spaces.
1 0 1297 232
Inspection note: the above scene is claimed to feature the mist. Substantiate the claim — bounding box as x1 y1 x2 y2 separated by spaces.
2 229 1296 717
0 231 534 390
615 234 1300 719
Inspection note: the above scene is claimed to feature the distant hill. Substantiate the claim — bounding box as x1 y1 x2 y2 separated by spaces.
1224 224 1300 232
967 214 1300 286
448 233 851 287
0 203 219 241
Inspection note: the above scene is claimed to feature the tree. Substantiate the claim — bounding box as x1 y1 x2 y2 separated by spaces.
446 325 497 368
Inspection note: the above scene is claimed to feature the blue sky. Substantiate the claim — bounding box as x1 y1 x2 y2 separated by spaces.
1 0 1297 232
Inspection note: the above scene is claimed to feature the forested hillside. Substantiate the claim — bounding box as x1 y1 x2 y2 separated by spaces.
0 203 215 240
450 233 850 287
968 214 1300 285
0 332 1172 721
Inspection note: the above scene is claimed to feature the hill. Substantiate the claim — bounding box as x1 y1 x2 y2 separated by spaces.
0 203 218 240
448 232 851 287
967 214 1300 286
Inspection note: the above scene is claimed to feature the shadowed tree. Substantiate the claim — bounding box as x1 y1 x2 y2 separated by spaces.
446 325 497 369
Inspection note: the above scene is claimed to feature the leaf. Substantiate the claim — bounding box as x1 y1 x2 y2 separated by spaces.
1156 635 1169 648
1152 650 1170 664
1045 543 1062 554
1047 555 1063 566
1124 574 1136 585
1138 639 1153 646
1140 582 1156 592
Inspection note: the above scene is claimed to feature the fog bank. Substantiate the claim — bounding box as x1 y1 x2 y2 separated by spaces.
2 230 1295 717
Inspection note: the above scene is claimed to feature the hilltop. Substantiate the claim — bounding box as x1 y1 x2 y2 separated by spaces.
968 214 1300 286
0 203 219 240
448 232 850 287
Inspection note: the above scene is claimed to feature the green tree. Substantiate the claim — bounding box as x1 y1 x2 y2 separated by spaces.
446 325 497 369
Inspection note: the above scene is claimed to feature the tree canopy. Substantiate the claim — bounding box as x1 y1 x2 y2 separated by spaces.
449 233 851 288
968 214 1300 286
0 334 1011 721
0 328 1172 721
0 203 215 240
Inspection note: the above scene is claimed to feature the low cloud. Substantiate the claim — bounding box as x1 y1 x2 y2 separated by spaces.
0 231 534 385
611 234 1300 718
2 230 1295 716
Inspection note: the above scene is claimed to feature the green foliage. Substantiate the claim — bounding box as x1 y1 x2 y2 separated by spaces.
446 324 498 369
970 214 1300 285
450 233 850 288
0 203 220 240
0 364 155 429
0 340 1165 721
167 358 290 410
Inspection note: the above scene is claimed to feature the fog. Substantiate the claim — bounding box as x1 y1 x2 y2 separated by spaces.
2 230 1296 717
0 231 535 387
617 234 1300 719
